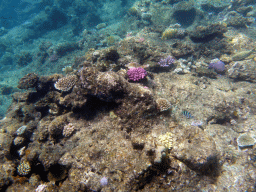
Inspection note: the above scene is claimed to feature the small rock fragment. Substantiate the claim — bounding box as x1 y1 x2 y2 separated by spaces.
237 133 255 148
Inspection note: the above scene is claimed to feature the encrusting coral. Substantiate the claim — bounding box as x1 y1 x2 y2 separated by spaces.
62 123 75 137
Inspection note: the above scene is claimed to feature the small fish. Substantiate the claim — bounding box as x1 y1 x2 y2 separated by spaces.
232 48 255 61
96 42 103 47
182 110 193 119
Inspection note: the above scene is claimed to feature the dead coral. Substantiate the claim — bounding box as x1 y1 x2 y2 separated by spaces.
171 41 195 58
59 88 88 109
78 67 98 90
226 12 253 28
189 23 227 43
48 114 69 140
18 73 39 89
171 125 219 175
95 71 126 101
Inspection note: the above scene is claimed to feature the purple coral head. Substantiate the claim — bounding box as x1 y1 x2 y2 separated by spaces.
127 67 147 81
100 177 108 186
208 59 225 73
158 55 175 67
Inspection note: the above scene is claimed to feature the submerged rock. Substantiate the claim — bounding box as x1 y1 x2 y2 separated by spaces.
237 133 255 148
173 1 197 26
228 60 256 82
171 126 218 174
232 49 255 61
0 133 12 157
189 23 227 43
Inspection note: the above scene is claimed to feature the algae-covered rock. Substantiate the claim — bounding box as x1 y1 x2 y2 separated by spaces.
173 1 197 26
226 13 253 28
171 126 218 174
0 161 15 190
195 66 218 79
48 114 68 139
232 49 255 61
189 23 227 43
228 60 256 82
237 133 255 148
0 133 13 158
17 73 39 89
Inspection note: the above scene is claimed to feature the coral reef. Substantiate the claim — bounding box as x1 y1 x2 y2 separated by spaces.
1 0 256 191
62 123 75 137
0 36 256 191
158 56 175 67
158 132 173 149
161 28 178 40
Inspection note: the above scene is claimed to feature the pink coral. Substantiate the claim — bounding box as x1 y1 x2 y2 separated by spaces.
127 67 147 81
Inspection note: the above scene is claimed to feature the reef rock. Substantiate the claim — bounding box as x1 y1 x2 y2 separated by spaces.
0 133 13 158
228 60 256 82
189 23 227 43
171 126 218 174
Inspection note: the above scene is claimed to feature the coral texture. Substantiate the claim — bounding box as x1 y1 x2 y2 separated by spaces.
158 56 175 67
127 67 147 81
156 98 171 112
54 75 78 92
208 59 225 73
17 160 31 176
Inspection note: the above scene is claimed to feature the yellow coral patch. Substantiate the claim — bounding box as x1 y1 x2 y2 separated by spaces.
158 132 173 149
162 28 178 40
